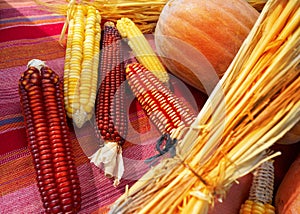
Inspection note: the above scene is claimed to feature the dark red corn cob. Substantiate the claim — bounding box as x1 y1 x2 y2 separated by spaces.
19 60 81 214
91 22 127 186
95 22 127 145
126 63 196 136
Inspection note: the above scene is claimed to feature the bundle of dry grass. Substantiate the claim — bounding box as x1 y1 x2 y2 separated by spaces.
109 0 300 213
35 0 167 33
82 0 167 33
35 0 267 34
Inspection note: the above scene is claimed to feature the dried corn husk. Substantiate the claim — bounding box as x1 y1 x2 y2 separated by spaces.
109 0 300 213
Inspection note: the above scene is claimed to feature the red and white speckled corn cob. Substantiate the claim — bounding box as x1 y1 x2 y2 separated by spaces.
126 62 196 143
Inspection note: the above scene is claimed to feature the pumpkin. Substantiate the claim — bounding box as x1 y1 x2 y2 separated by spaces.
275 152 300 213
155 0 259 93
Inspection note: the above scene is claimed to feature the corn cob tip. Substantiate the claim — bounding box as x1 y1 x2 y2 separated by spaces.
117 18 169 83
89 142 124 187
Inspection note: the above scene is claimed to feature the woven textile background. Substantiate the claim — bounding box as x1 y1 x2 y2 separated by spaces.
0 0 299 214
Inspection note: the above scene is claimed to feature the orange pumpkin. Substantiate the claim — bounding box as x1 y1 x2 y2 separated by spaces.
155 0 259 93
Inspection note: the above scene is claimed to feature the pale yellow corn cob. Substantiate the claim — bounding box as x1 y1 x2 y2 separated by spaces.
116 17 169 83
64 5 101 128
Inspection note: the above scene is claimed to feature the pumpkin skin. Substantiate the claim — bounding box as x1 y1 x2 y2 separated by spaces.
155 0 259 93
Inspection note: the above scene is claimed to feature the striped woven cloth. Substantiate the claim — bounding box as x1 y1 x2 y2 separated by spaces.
0 1 209 213
4 1 298 214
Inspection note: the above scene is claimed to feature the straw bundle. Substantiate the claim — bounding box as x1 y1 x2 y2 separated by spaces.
35 0 267 33
81 0 166 33
35 0 167 33
109 0 300 213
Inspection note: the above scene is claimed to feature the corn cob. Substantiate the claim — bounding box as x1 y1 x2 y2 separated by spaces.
63 5 101 128
19 59 81 214
116 17 169 83
126 63 196 143
239 156 275 214
89 22 127 187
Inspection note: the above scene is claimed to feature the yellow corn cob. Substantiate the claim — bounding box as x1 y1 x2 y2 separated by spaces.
116 17 169 83
239 157 275 214
64 5 101 128
240 200 275 214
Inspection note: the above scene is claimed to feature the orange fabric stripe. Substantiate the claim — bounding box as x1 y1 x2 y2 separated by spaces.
0 39 65 69
91 205 110 214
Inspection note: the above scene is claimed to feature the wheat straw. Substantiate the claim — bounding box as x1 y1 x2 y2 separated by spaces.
109 0 300 213
35 0 167 33
35 0 267 34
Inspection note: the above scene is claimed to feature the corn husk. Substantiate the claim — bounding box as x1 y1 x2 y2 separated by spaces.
109 0 300 213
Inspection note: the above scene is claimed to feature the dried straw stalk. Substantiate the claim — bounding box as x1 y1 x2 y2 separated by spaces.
35 0 267 33
82 0 166 33
34 0 166 33
109 0 300 213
